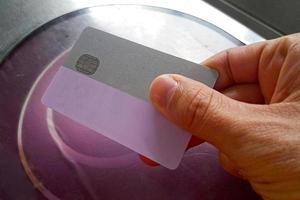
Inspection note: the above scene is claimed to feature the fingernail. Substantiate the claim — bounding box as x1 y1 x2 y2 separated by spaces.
150 75 178 108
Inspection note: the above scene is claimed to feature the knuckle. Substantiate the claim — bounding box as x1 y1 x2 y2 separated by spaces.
184 88 216 132
279 35 300 55
288 41 300 54
166 81 184 111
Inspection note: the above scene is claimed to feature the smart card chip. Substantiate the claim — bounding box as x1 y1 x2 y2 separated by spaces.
75 54 99 75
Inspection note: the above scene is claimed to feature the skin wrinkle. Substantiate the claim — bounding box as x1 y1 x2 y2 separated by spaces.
224 49 235 86
204 98 242 148
284 90 300 102
186 87 214 134
258 42 277 103
167 75 185 124
165 75 180 113
268 102 300 119
207 103 250 151
223 111 286 161
236 129 299 183
275 76 298 103
179 84 198 127
265 36 300 103
273 44 300 102
269 39 292 103
253 42 267 87
246 144 298 177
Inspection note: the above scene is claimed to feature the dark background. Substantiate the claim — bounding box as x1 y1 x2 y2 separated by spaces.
204 0 300 39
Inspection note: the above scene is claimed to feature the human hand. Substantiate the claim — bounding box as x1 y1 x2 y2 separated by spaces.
141 33 300 200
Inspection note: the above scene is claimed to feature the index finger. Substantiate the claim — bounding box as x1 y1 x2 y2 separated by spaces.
202 41 267 90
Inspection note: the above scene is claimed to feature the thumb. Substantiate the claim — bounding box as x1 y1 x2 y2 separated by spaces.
149 74 256 151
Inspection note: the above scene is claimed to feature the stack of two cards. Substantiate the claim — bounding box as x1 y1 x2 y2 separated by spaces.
42 27 218 169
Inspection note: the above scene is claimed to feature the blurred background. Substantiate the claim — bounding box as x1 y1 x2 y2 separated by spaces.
204 0 300 38
1 0 300 62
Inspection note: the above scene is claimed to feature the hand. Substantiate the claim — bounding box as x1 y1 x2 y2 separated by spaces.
141 33 300 200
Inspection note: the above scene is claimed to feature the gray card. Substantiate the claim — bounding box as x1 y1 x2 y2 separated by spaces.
64 27 218 101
